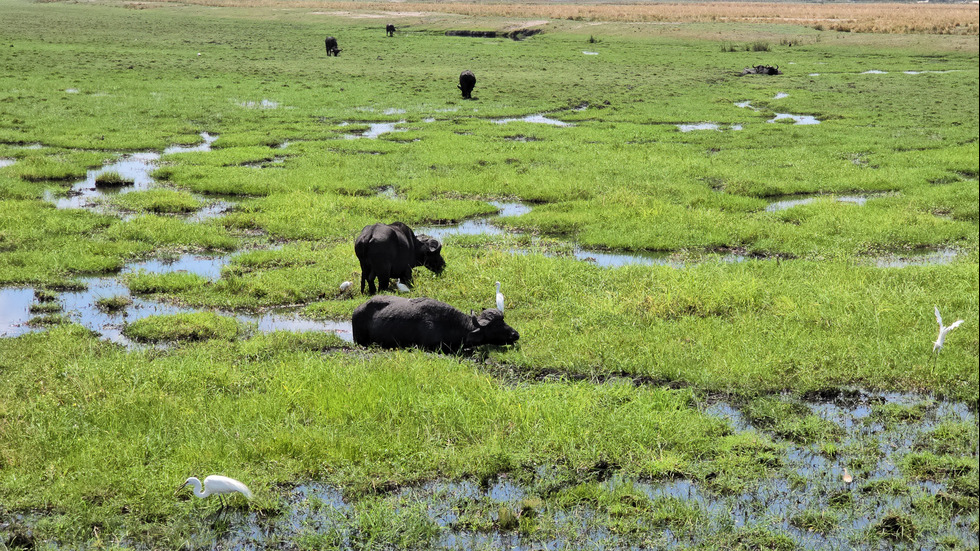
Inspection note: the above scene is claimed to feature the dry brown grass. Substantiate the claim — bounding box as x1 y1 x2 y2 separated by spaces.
138 1 979 35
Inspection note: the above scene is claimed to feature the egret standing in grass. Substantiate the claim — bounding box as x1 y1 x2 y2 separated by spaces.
495 281 505 312
933 306 964 354
394 279 410 293
177 475 252 509
339 281 352 292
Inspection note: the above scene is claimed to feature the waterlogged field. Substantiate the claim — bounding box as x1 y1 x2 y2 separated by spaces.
1 0 978 548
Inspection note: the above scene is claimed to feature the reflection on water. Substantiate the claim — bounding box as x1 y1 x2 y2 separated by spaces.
491 114 572 127
43 135 232 222
768 112 820 125
765 193 889 212
873 248 958 268
165 389 977 550
0 158 15 168
342 121 406 139
0 253 353 347
163 132 218 154
677 122 742 132
735 100 821 125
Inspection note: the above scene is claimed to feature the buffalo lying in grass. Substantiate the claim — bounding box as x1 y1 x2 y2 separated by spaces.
741 64 780 75
355 222 444 294
352 296 519 353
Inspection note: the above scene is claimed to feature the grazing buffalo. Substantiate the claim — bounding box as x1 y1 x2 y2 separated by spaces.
352 296 520 353
458 70 476 99
324 36 342 56
355 222 444 294
386 24 396 37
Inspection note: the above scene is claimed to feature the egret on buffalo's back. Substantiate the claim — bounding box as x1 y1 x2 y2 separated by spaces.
933 305 964 354
495 281 504 312
177 475 252 509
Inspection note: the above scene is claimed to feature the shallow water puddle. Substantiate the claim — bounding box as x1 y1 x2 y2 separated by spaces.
43 134 232 221
0 253 353 347
735 100 821 125
677 122 742 132
765 193 889 212
239 99 281 109
768 112 820 125
341 121 407 139
179 390 976 550
164 132 218 154
491 114 573 127
0 158 15 168
872 248 959 268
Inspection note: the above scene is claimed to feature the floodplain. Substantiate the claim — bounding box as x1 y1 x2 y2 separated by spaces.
0 0 977 548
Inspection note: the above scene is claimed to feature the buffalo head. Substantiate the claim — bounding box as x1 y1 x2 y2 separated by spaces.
465 308 520 347
416 234 445 274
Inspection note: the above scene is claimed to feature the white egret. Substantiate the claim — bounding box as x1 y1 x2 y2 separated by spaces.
394 279 410 293
495 281 504 312
933 306 964 354
339 281 352 292
177 475 252 509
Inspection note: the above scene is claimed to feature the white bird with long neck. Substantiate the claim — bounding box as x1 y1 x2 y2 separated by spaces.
495 281 505 312
178 475 252 508
933 306 964 354
394 279 410 293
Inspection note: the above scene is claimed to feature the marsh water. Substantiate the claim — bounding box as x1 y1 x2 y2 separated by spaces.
1 118 961 346
170 389 977 550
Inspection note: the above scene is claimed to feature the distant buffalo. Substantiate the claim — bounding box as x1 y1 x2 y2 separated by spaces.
741 64 779 75
458 70 476 99
352 296 520 353
355 222 444 294
325 36 342 56
386 24 396 37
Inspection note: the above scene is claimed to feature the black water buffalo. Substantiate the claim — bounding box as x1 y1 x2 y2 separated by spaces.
741 64 780 75
352 296 520 353
325 36 342 56
386 24 396 37
458 70 476 99
355 222 444 294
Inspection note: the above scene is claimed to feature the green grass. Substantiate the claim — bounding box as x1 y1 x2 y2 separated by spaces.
0 0 977 547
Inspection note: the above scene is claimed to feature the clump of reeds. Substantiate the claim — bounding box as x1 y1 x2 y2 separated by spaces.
94 171 134 187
